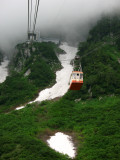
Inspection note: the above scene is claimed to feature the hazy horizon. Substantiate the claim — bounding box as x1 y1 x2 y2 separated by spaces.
0 0 120 54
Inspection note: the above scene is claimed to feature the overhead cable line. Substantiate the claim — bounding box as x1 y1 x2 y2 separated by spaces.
33 0 40 33
33 0 38 31
80 33 120 59
53 0 67 24
29 0 33 31
28 0 30 35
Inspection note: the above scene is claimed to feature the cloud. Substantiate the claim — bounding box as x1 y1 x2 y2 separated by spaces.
0 0 120 53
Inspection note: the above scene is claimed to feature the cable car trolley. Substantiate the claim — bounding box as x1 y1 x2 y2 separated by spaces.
69 71 83 90
69 56 83 90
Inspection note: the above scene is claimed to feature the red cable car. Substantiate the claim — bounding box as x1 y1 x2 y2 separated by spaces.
69 71 83 90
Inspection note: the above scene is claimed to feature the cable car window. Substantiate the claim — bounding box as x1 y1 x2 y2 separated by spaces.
72 73 77 79
80 74 83 79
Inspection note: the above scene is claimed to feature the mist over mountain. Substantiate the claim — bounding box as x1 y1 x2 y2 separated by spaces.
0 0 120 53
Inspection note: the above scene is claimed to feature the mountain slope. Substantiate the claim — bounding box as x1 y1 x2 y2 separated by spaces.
0 95 120 160
65 15 120 100
0 42 62 112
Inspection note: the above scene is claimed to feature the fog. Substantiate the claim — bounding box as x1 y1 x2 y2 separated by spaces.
0 0 120 54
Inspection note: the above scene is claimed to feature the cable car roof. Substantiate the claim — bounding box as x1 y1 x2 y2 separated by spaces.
72 71 83 73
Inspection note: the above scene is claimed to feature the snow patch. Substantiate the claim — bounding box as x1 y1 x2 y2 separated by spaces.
0 59 9 83
47 132 76 158
15 106 25 110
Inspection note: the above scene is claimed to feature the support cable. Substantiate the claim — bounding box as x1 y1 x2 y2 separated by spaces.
28 0 30 38
30 0 33 31
33 0 40 33
33 0 38 31
80 33 120 59
52 0 67 25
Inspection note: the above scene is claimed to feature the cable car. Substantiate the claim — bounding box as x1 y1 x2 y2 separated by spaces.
69 71 83 90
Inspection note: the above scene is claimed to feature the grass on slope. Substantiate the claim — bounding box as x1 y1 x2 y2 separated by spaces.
0 73 37 113
0 96 120 160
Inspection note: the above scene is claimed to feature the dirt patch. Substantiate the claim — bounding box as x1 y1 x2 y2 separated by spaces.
37 129 60 142
51 97 61 102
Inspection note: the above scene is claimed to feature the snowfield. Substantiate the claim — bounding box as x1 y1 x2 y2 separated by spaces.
34 42 77 102
0 59 9 83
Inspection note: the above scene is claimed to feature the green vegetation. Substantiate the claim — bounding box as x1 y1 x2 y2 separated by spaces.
0 42 61 112
0 96 120 160
0 73 37 113
88 14 120 42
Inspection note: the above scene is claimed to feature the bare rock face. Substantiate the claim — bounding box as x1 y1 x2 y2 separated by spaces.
24 69 31 76
0 50 4 65
118 58 120 64
88 86 92 98
99 97 102 101
60 50 66 54
12 45 32 72
75 98 81 103
32 47 36 52
55 49 66 57
24 49 31 57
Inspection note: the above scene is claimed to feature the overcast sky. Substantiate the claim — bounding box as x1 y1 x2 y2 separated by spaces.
0 0 120 53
